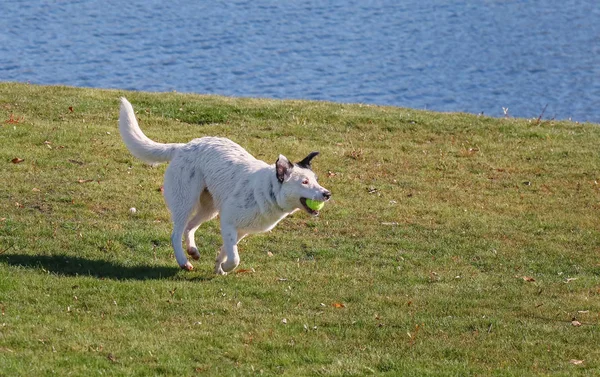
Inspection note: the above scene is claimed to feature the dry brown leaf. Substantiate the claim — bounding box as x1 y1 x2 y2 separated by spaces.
236 268 255 274
11 158 24 164
570 359 584 365
522 276 536 282
409 323 422 346
5 114 23 124
68 106 74 113
571 320 582 327
332 302 346 308
347 148 364 160
459 147 480 157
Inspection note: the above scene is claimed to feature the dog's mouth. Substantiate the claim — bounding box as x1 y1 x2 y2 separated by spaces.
300 197 320 216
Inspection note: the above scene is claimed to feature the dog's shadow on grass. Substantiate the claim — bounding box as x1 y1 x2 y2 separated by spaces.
0 254 212 281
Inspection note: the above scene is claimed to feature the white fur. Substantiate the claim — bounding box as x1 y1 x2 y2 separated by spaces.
118 98 331 274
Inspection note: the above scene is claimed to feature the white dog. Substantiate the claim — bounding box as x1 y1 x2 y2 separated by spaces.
118 98 331 274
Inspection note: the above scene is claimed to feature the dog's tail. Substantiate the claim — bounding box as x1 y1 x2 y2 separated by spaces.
119 97 183 164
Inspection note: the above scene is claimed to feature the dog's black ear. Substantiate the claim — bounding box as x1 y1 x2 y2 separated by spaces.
297 151 319 170
276 154 294 183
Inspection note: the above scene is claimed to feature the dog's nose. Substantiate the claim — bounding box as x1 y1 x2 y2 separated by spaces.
323 190 331 200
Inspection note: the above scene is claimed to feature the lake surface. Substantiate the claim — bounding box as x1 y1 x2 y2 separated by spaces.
1 0 599 122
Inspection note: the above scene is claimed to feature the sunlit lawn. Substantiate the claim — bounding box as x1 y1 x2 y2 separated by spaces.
1 82 599 376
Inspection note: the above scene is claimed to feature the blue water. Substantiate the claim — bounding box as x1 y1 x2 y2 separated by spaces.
1 1 599 122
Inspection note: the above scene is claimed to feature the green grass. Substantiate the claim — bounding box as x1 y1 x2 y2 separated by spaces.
1 82 599 376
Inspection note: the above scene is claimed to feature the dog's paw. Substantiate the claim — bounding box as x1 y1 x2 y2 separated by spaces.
214 263 227 276
187 247 200 260
221 257 240 273
180 261 194 271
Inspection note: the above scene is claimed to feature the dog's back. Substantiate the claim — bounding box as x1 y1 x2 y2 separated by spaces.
170 136 272 210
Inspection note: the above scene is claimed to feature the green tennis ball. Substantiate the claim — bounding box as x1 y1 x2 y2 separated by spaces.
306 199 325 211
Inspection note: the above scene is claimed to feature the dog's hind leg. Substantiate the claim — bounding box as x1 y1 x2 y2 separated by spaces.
184 190 218 260
163 165 204 271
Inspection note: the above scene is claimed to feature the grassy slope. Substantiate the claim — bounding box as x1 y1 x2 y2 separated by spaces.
0 82 599 376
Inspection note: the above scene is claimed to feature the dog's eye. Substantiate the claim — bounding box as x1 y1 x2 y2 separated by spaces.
302 178 309 185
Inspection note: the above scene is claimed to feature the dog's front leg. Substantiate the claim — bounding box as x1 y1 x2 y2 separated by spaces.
214 245 228 275
214 225 243 275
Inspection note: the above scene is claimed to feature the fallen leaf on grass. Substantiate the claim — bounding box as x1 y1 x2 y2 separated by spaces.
347 148 363 160
571 320 582 327
570 359 584 365
332 302 346 308
522 276 536 282
77 179 94 183
5 114 23 124
408 323 423 346
565 278 578 283
68 106 74 113
459 147 480 157
11 158 24 164
236 268 255 274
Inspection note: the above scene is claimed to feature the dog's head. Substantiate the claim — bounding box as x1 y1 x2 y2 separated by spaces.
276 152 331 216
